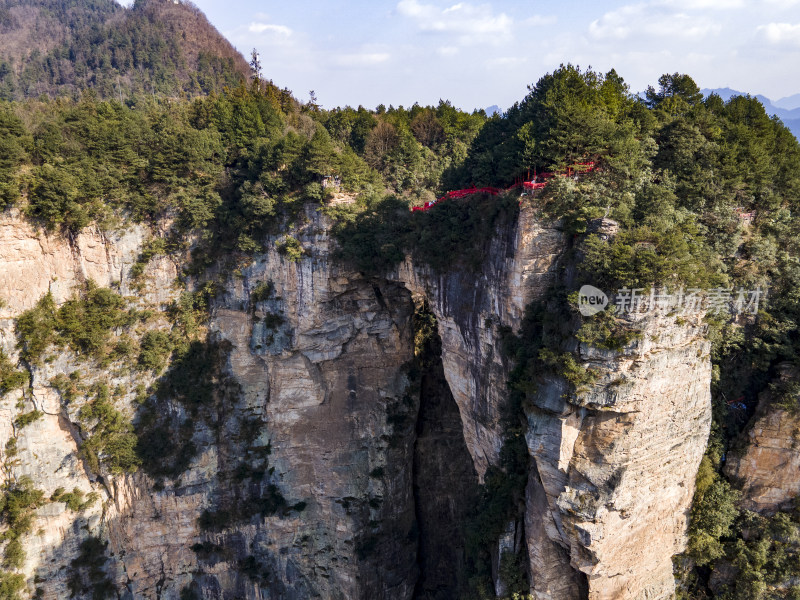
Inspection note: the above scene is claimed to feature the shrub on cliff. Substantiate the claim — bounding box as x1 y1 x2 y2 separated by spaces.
250 280 275 305
276 235 304 262
580 221 725 291
15 283 141 364
50 487 98 512
333 191 518 274
137 330 174 372
538 349 598 391
56 283 138 359
575 307 642 351
0 477 47 569
78 384 141 475
687 475 740 565
0 352 26 395
14 292 57 364
12 410 42 429
0 571 25 600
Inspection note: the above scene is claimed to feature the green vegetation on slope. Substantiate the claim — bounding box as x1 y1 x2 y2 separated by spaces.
0 0 249 100
0 476 46 570
0 350 26 395
78 383 141 475
15 282 140 364
2 54 800 595
333 190 518 274
0 77 493 278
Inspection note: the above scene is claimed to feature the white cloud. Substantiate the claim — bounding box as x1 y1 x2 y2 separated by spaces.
397 0 513 41
224 15 307 75
437 46 460 56
330 53 391 68
248 22 292 36
522 15 557 27
757 22 800 45
485 56 527 67
663 0 744 9
762 0 800 7
589 3 722 40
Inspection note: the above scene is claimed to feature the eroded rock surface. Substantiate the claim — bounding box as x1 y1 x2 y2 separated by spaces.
0 206 714 600
392 205 566 479
526 311 712 600
725 375 800 514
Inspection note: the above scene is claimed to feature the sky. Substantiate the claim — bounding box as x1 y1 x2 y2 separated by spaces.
184 0 800 112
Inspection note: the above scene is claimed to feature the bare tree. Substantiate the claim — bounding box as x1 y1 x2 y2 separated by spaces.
364 121 399 167
411 110 444 148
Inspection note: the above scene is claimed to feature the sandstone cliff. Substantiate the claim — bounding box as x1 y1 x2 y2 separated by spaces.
0 203 713 599
526 311 711 599
724 370 800 515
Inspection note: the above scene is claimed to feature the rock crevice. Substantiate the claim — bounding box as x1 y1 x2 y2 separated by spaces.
0 207 712 600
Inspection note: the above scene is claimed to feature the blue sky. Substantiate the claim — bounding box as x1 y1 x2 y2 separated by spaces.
185 0 800 111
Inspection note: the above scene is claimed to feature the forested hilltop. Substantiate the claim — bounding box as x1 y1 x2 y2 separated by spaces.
0 0 249 99
2 6 800 592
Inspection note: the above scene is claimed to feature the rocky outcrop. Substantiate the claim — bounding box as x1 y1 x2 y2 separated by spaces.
0 211 179 598
0 210 174 319
391 207 712 599
725 373 800 514
392 206 566 479
0 204 714 600
101 210 422 599
526 310 712 600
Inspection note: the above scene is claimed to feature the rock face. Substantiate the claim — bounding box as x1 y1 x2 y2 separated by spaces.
392 205 566 479
104 211 422 599
0 205 713 600
0 207 422 599
525 311 712 599
725 377 800 514
0 210 174 318
0 211 179 598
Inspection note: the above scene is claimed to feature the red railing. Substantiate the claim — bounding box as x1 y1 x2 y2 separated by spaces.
411 161 596 212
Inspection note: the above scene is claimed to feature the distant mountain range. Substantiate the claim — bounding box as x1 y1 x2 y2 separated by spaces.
773 93 800 111
702 88 800 139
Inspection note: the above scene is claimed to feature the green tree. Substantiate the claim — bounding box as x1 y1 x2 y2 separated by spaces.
301 125 337 179
27 164 85 231
645 72 703 109
364 120 399 168
0 105 27 207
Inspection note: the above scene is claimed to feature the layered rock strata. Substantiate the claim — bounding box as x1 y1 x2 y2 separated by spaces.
0 205 713 600
525 311 712 599
725 371 800 514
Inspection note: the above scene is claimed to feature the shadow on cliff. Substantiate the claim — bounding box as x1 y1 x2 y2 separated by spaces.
39 334 310 599
411 305 481 598
332 192 519 276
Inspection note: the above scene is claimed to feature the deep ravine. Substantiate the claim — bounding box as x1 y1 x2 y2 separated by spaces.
0 204 713 599
411 304 479 598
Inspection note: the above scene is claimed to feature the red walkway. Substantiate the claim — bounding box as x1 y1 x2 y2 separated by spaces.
411 162 596 212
